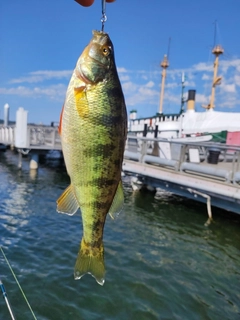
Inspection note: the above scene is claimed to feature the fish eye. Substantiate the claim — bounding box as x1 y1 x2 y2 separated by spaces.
102 46 111 56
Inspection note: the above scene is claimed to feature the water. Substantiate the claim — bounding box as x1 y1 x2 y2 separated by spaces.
0 150 240 320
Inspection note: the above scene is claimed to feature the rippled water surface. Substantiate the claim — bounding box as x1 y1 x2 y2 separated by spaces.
1 150 240 320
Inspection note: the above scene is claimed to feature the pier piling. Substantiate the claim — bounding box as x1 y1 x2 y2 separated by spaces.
29 153 39 170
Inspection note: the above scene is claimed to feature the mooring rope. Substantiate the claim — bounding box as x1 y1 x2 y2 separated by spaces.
0 246 38 320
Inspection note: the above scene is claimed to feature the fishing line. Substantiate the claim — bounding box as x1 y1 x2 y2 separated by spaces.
101 0 107 31
0 246 38 320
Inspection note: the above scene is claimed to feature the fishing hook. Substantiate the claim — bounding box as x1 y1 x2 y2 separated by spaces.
101 0 107 31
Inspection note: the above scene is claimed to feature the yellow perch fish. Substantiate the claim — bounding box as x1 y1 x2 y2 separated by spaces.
57 30 127 285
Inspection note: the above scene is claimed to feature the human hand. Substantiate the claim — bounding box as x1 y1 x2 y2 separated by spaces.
75 0 115 7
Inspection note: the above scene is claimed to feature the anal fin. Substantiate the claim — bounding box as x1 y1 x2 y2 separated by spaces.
56 184 79 215
108 180 124 220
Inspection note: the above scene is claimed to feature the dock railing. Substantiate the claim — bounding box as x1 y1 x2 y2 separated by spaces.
27 125 61 150
0 107 61 151
0 126 15 146
124 134 240 185
0 125 61 151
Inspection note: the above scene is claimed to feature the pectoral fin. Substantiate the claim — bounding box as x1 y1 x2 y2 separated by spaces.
108 180 124 220
74 86 89 118
56 184 79 215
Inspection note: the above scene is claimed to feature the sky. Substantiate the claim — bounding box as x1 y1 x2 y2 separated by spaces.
1 0 240 124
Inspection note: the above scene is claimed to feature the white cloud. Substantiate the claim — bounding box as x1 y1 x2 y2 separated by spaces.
192 62 212 72
202 73 210 80
220 59 240 73
164 92 181 104
140 74 149 81
2 53 240 117
145 81 155 88
117 67 129 73
119 74 130 82
0 84 67 100
217 96 239 109
138 86 158 96
0 86 32 96
222 83 236 93
195 93 209 105
234 75 240 86
122 81 138 93
165 82 179 89
10 70 72 84
184 80 196 87
123 80 159 107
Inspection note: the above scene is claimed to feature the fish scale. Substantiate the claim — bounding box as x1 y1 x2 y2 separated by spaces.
57 30 127 285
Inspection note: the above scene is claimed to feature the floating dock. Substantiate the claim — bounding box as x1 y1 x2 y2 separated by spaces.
123 135 240 216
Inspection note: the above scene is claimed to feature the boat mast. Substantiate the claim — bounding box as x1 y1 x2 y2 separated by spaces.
209 45 224 109
158 54 169 114
180 72 185 113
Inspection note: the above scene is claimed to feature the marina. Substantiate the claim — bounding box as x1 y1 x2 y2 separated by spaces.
1 1 240 319
1 95 240 217
1 38 240 217
1 118 240 217
0 149 240 319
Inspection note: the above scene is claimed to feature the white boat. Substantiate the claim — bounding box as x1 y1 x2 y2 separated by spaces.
128 44 240 146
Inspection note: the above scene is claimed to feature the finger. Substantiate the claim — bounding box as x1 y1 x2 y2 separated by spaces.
75 0 95 7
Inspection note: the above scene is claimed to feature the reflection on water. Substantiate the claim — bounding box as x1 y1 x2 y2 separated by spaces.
0 150 240 320
2 182 31 232
0 158 33 244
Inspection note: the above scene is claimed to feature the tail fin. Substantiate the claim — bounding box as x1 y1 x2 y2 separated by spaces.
74 239 105 286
